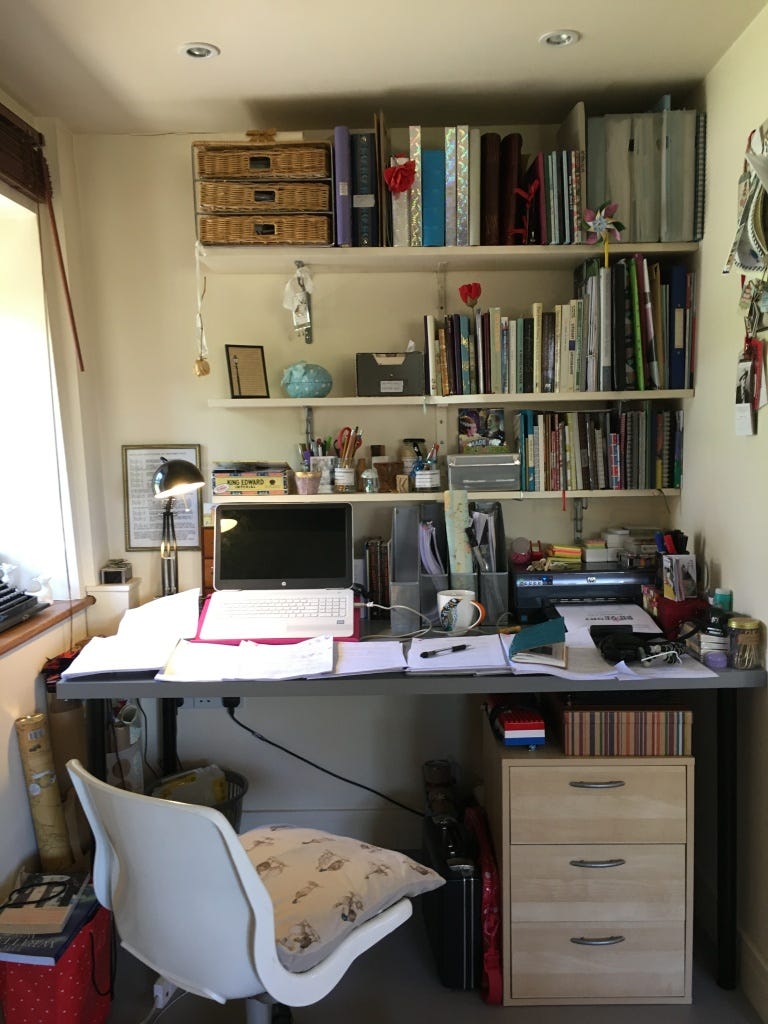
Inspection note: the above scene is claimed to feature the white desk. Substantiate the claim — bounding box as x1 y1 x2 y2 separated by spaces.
58 663 766 992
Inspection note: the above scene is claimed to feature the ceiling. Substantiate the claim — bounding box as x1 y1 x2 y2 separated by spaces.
0 0 765 135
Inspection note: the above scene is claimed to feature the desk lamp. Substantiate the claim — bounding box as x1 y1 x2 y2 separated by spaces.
152 458 205 596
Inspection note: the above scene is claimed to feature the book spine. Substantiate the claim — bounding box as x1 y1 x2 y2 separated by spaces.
456 125 470 246
480 132 501 245
352 130 378 247
408 125 422 247
468 127 482 245
421 149 446 246
389 155 410 247
444 126 457 247
333 126 352 246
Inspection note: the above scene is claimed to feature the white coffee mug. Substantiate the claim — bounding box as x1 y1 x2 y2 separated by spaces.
437 589 485 634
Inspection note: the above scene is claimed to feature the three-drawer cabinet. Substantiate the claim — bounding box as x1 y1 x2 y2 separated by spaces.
481 720 694 1005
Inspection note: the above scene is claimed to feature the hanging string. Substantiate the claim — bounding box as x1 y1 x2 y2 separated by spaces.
193 242 210 376
40 160 85 372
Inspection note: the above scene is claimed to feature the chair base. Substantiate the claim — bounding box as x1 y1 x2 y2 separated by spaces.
245 997 293 1024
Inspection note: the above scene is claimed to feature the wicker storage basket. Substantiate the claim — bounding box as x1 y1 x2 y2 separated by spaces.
194 142 331 180
196 180 331 214
198 213 332 246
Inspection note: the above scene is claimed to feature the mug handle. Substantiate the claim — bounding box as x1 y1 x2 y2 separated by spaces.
467 601 485 629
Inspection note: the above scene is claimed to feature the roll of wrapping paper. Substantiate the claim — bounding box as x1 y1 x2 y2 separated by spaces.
14 713 73 872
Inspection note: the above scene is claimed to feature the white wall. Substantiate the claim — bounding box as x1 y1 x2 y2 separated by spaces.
696 8 768 1016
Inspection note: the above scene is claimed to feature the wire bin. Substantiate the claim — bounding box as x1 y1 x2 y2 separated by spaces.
214 769 249 831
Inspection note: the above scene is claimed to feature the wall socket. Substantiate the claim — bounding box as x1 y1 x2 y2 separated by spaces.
180 697 223 710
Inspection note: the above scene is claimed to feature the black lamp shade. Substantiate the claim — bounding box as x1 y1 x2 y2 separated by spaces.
152 459 205 499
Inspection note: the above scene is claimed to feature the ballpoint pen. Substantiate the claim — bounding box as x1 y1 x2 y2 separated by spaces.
420 644 472 659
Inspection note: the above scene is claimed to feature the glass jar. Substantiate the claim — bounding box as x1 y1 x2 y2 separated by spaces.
360 468 380 493
333 466 357 493
727 616 763 670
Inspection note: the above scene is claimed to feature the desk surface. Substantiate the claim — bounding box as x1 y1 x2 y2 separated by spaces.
57 666 767 700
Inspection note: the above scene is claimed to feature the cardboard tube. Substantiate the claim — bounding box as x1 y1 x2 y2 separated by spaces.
14 713 73 872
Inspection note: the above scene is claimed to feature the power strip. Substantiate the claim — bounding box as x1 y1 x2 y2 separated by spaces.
153 976 178 1009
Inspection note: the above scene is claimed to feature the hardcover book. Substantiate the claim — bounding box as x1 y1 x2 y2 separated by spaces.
480 131 501 245
333 125 352 246
0 889 99 965
0 874 89 936
499 132 523 244
351 130 378 246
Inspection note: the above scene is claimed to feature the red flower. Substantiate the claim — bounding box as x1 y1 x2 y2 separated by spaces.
459 282 482 308
383 159 416 194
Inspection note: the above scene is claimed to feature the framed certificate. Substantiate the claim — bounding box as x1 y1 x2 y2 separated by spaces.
122 444 202 551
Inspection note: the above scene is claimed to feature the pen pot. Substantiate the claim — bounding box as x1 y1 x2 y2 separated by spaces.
334 466 357 493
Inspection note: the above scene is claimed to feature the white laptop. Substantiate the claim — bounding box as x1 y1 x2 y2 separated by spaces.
197 502 356 640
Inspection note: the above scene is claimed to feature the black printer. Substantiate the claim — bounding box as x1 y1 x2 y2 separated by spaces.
511 563 657 622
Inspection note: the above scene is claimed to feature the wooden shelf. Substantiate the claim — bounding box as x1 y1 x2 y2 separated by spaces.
208 390 693 410
197 241 698 276
212 489 680 505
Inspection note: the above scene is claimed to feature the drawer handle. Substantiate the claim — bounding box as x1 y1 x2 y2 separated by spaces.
569 858 626 869
568 780 625 789
570 935 626 947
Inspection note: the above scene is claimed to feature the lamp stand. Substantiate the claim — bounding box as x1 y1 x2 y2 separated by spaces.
160 497 178 596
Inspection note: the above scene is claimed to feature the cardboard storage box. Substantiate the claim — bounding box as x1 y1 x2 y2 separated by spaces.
355 352 425 396
447 453 521 491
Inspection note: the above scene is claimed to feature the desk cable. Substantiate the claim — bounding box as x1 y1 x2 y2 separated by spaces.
224 704 422 817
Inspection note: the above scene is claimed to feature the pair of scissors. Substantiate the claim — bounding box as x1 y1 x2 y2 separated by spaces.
334 427 361 458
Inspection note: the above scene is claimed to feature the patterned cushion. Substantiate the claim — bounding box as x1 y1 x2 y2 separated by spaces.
239 825 444 972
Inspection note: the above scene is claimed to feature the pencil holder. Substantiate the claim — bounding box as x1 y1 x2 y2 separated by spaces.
294 471 322 495
334 466 357 493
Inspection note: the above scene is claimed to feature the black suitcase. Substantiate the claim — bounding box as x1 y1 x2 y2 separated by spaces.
420 815 481 990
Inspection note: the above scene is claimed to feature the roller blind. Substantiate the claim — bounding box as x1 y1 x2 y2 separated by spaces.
0 101 47 202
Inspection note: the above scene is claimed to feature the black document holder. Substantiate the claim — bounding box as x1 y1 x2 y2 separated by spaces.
469 499 508 627
389 503 449 633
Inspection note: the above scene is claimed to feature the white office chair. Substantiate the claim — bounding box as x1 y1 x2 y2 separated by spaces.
66 759 442 1023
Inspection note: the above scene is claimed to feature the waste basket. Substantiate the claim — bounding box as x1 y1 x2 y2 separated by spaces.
151 766 249 832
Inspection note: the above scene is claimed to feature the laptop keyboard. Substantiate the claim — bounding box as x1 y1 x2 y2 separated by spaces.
199 588 355 639
225 593 349 619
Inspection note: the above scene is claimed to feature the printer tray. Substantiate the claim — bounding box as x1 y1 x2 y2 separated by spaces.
420 816 481 990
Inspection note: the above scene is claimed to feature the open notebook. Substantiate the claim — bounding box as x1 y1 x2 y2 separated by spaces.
197 502 356 641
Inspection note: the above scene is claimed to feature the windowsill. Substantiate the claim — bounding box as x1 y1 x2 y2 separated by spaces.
0 596 95 658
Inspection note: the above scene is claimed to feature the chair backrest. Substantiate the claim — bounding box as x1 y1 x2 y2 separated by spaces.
67 758 276 1004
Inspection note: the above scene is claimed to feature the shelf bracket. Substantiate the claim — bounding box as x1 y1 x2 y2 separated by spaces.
435 261 447 318
571 497 587 545
303 406 314 452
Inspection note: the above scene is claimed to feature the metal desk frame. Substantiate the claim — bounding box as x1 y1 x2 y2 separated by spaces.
58 665 766 991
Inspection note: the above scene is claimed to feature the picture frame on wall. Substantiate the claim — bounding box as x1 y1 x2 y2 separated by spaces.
122 444 202 551
225 345 269 399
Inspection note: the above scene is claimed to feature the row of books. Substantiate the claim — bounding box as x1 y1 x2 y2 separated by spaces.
422 258 695 397
0 874 99 966
512 406 683 493
547 694 693 757
587 105 706 243
331 99 704 248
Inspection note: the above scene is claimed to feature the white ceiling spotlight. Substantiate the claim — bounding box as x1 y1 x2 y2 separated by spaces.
180 42 221 59
539 29 582 47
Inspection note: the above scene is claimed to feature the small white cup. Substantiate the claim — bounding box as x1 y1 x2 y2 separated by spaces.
437 589 485 634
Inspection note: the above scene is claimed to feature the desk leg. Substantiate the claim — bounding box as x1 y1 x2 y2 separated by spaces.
159 699 180 777
84 698 108 780
717 687 737 989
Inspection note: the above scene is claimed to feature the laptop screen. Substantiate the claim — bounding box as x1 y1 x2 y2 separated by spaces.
213 502 354 591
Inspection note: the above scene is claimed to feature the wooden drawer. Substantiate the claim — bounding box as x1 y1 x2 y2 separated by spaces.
510 921 687 1001
509 844 686 922
507 765 687 843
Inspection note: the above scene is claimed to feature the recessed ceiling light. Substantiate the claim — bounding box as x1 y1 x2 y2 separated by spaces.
539 29 581 47
180 42 220 59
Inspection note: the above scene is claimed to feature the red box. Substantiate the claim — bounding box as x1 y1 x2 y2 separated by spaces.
0 908 112 1024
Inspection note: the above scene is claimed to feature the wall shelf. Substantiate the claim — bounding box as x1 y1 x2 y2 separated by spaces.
212 489 680 505
208 389 694 410
197 241 698 276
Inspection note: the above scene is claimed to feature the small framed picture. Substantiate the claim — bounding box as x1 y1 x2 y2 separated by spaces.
225 345 269 399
